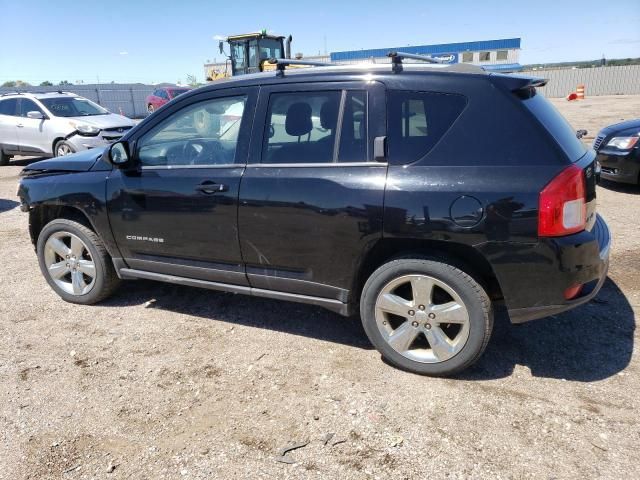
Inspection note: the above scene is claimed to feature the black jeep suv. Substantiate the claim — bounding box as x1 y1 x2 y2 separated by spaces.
17 61 610 376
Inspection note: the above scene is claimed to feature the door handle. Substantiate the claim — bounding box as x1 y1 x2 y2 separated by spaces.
16 124 24 128
195 180 228 194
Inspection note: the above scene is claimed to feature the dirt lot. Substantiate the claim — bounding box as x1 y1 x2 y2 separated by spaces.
1 95 639 479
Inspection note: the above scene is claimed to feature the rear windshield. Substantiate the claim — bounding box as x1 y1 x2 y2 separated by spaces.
521 91 586 161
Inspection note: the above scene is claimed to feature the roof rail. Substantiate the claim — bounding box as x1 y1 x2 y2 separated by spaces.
0 91 23 97
387 51 445 73
267 57 333 77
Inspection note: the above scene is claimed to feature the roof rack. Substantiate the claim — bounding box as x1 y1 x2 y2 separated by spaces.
387 51 446 73
0 92 24 97
267 57 333 77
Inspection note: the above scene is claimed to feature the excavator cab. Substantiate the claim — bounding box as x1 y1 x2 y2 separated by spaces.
221 31 292 76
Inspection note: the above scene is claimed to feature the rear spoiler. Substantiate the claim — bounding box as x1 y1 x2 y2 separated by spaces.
489 73 548 94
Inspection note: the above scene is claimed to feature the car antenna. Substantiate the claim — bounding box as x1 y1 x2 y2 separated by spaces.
387 51 445 73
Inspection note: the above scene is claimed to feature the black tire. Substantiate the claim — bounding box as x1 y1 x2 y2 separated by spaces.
0 147 10 166
37 219 120 304
54 140 76 157
360 257 493 376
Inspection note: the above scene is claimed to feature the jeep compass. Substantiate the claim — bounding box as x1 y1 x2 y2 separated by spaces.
17 60 610 376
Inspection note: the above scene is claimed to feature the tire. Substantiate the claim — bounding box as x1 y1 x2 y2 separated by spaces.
147 104 155 115
54 140 76 157
360 257 493 376
0 147 10 166
37 219 120 304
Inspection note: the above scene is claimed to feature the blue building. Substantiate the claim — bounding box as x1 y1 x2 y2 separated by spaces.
330 38 522 72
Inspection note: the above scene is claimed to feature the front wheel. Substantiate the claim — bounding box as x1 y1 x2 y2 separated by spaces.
54 140 76 157
37 219 120 304
360 258 493 376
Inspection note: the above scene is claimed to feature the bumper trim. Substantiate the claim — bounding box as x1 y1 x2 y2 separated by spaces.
508 214 611 324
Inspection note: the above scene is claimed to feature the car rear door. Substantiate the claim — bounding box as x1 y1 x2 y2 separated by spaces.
107 87 258 285
0 98 20 153
237 81 387 301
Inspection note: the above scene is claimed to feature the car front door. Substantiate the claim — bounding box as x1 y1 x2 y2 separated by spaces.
17 98 49 155
0 98 20 153
237 81 387 302
107 87 257 285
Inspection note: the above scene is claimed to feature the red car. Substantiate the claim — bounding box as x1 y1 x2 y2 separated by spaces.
146 87 190 114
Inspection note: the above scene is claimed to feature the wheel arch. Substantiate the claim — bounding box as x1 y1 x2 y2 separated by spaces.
355 238 503 305
29 204 96 250
51 137 66 155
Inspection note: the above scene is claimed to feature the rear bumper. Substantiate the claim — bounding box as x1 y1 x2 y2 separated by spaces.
597 148 640 185
478 214 611 324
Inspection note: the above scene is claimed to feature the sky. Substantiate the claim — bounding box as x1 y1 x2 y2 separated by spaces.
0 0 638 85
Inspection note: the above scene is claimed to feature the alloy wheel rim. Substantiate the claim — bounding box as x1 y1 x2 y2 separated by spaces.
57 144 72 156
374 274 470 364
44 231 96 295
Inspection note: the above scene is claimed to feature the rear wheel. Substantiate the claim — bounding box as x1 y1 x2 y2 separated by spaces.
0 147 10 166
37 219 120 304
360 257 493 376
54 140 76 157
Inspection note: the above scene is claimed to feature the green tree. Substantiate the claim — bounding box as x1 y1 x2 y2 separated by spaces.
39 81 53 86
58 80 72 86
1 80 31 88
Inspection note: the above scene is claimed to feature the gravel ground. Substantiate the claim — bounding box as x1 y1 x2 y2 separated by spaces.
1 95 638 479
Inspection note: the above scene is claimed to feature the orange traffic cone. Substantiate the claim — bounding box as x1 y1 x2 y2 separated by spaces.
576 84 585 100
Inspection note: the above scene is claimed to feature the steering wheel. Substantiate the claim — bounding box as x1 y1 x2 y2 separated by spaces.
184 139 225 165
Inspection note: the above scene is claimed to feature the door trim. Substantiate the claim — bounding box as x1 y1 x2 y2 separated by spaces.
118 268 352 316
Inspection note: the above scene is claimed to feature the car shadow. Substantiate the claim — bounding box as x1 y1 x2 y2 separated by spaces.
598 179 640 194
102 276 634 381
102 280 373 350
461 277 635 381
0 198 19 213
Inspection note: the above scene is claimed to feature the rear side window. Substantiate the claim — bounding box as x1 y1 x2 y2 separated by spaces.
388 91 467 164
0 98 18 116
521 91 587 161
262 90 369 164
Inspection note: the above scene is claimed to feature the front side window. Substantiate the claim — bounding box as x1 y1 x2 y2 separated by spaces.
0 98 18 116
40 97 108 117
230 41 246 72
138 95 247 167
388 90 467 164
479 51 491 62
20 99 44 117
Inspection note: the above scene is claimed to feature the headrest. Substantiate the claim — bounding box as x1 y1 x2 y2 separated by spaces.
285 102 313 137
320 100 339 130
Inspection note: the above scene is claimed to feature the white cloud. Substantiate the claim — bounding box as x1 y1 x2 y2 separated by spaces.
119 51 129 55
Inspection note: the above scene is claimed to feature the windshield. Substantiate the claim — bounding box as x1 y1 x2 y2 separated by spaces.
521 90 587 161
40 97 109 117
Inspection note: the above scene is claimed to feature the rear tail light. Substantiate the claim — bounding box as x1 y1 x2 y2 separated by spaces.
538 165 586 237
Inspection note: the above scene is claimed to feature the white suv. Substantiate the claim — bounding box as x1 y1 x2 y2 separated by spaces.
0 92 136 165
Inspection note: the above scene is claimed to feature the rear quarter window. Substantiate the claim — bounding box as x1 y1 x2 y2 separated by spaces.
521 91 586 161
388 90 467 165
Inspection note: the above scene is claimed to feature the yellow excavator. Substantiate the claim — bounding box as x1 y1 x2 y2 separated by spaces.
206 30 293 81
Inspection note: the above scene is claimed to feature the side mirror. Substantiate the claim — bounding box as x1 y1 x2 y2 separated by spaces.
219 40 224 55
108 141 130 166
27 111 44 120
